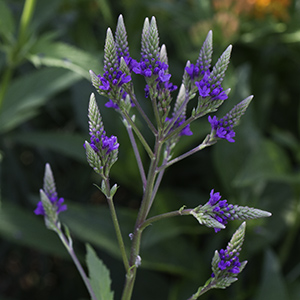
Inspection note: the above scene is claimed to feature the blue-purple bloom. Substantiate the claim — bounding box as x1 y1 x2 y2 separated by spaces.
208 115 235 143
208 189 237 232
34 191 67 217
211 248 241 277
194 70 228 101
133 57 177 98
85 132 119 155
165 116 193 137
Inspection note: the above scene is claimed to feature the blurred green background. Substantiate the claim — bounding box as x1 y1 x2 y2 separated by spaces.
0 0 300 299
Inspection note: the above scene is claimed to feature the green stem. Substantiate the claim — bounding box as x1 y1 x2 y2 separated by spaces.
186 280 215 300
104 179 130 271
121 137 163 300
19 0 37 45
124 121 147 191
157 134 216 172
0 67 13 111
55 225 97 300
0 0 37 111
128 90 157 134
140 208 192 231
121 110 154 159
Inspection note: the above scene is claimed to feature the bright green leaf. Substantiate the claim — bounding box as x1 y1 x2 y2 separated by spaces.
86 244 114 300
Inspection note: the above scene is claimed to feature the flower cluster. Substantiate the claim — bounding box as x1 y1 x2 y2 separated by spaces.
191 189 271 232
34 164 67 228
86 131 119 155
186 64 228 102
211 248 241 277
34 192 67 217
208 115 235 143
133 59 177 98
208 189 236 232
84 94 119 178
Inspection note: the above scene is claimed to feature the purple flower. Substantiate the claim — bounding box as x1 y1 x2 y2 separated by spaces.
102 135 119 153
206 189 240 232
133 56 176 95
211 248 241 277
165 116 193 137
208 115 235 143
105 99 119 109
34 192 67 217
185 63 200 80
85 133 119 155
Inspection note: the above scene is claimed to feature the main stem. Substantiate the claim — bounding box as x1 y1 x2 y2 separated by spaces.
121 136 163 300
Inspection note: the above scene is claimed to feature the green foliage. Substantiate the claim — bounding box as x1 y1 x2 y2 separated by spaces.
86 244 114 300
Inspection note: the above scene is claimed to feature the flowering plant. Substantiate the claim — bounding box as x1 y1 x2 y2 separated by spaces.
34 15 271 300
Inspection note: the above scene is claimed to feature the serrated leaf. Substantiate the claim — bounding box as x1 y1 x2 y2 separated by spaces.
86 244 114 300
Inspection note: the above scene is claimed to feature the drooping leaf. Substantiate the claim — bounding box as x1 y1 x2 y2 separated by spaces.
0 201 66 257
0 68 81 133
27 40 101 79
10 131 86 162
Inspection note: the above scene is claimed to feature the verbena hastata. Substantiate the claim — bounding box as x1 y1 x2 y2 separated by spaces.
34 15 271 300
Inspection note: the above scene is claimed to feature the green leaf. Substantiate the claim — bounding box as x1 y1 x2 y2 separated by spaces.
0 68 81 133
10 131 86 162
233 139 291 187
0 0 15 43
86 244 114 300
0 201 66 257
27 40 101 79
255 249 289 300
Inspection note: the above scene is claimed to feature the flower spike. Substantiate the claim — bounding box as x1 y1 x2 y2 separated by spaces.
191 189 271 232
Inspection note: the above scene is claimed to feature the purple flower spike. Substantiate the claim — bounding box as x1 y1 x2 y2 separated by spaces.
211 248 242 277
208 115 235 143
34 164 67 219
